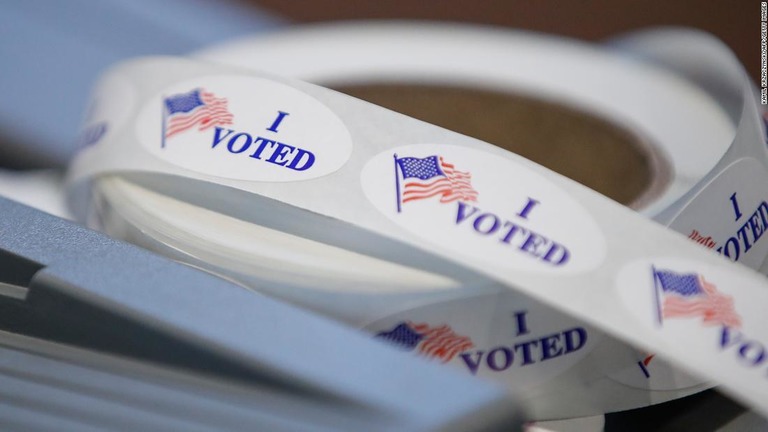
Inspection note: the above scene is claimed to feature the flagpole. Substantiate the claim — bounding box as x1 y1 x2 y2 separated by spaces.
394 153 402 213
161 96 167 149
651 265 663 326
637 360 650 378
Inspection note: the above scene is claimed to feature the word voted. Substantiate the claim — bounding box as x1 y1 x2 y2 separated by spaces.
454 200 570 266
209 111 316 172
719 326 768 372
78 122 108 149
717 194 768 262
459 310 588 375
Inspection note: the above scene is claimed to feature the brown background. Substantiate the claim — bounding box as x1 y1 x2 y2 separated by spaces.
246 0 757 83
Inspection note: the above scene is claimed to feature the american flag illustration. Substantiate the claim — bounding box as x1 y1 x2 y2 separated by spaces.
163 88 234 140
654 268 741 328
637 353 655 378
374 321 474 363
394 155 478 210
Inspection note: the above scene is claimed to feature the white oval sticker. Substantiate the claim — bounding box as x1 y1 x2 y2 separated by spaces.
78 72 135 150
364 290 600 390
361 144 606 273
136 75 352 182
615 257 768 391
604 347 706 391
669 158 768 271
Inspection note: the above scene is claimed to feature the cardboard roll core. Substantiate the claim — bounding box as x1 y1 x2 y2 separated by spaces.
335 83 671 209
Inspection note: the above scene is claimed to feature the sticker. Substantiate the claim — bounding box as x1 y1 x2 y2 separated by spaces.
605 348 705 391
136 75 353 182
670 158 768 271
616 257 768 393
365 291 600 389
361 144 606 273
77 73 135 150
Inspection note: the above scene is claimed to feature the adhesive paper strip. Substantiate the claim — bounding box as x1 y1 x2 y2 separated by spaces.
66 27 768 418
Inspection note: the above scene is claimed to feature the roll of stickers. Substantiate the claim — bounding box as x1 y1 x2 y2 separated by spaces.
66 23 768 419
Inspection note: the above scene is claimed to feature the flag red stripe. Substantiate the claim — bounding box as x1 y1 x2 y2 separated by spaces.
661 275 742 328
167 106 232 131
404 178 452 189
166 112 233 137
167 115 232 135
403 179 452 192
167 110 230 130
409 322 474 363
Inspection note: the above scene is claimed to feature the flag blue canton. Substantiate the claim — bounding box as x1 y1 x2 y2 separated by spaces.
657 271 703 296
396 156 444 180
164 90 204 114
375 323 423 350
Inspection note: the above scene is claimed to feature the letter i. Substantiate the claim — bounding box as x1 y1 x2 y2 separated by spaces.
517 198 540 220
730 192 743 221
514 310 530 336
267 111 290 133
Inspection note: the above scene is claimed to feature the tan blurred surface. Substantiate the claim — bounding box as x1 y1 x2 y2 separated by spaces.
335 83 661 207
245 0 755 82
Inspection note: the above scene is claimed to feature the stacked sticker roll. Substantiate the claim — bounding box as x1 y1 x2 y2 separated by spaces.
66 23 768 419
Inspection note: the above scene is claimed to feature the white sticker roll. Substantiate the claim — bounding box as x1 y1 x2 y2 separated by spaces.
66 24 768 419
